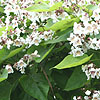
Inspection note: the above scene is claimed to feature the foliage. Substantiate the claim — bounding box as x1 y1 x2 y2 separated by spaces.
0 0 100 100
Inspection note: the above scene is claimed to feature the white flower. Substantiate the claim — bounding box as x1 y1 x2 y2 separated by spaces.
85 70 90 80
95 68 100 79
29 22 37 29
73 96 77 100
71 47 84 57
78 0 85 6
84 23 93 35
17 59 27 68
5 64 14 74
9 0 17 4
82 65 88 72
20 67 25 74
73 38 82 47
5 16 10 28
4 4 13 15
91 21 99 35
92 92 100 100
89 68 96 78
67 33 78 44
88 63 94 69
6 39 13 49
31 50 40 58
85 90 91 96
12 19 18 28
0 45 3 50
73 22 83 35
84 96 90 100
13 38 22 47
89 38 98 50
80 13 90 24
15 28 21 37
33 37 41 46
71 0 76 4
91 9 100 21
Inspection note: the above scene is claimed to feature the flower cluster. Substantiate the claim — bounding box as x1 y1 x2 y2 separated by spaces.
82 63 100 80
67 2 100 57
0 0 71 74
67 8 100 57
4 50 40 74
73 90 100 100
0 0 99 74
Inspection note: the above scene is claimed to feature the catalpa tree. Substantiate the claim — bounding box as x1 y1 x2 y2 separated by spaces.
0 0 100 100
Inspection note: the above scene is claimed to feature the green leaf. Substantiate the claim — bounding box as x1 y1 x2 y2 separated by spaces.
0 81 12 100
87 4 98 10
25 2 63 12
0 45 25 64
51 70 69 89
20 74 49 100
44 28 72 44
45 19 54 29
0 69 8 82
5 45 25 60
49 2 63 11
88 49 100 66
0 48 10 63
64 67 87 91
25 2 50 12
0 7 4 12
49 18 80 31
52 54 93 69
27 45 55 63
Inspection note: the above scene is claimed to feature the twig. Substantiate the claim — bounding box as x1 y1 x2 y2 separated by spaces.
42 67 57 100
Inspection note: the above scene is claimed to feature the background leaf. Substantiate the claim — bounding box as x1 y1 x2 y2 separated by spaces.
64 67 87 91
0 69 8 82
0 81 12 100
0 45 25 64
20 74 49 100
53 54 92 69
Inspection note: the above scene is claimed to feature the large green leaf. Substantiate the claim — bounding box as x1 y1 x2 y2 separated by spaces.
25 2 49 12
27 45 55 63
52 54 92 69
0 81 12 100
25 2 62 12
20 74 49 100
64 67 87 91
49 18 80 31
0 69 8 82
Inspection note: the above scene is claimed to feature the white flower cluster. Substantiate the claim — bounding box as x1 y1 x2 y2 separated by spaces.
4 50 40 74
63 0 95 7
67 3 100 57
73 90 100 100
82 63 100 80
0 0 71 50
